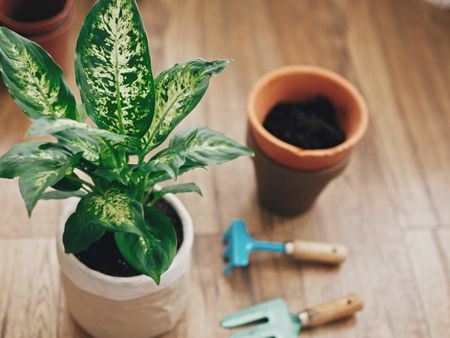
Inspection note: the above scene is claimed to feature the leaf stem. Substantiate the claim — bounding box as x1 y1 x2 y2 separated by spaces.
82 181 95 191
104 141 121 167
142 181 153 205
72 176 95 192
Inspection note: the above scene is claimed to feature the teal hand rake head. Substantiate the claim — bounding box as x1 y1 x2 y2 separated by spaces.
223 220 348 276
222 220 285 276
221 294 363 338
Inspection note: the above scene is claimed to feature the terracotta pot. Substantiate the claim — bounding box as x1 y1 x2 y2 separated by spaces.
0 0 75 71
57 194 194 338
247 66 368 215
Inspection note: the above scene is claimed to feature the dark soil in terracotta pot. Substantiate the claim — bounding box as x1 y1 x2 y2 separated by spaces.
263 96 346 149
1 0 66 22
74 199 183 277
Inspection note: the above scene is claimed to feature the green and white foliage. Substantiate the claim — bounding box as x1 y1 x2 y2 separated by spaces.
77 188 145 236
149 183 202 205
63 209 106 253
115 206 177 284
0 0 253 284
29 117 128 162
170 126 254 166
0 27 76 120
76 0 155 137
143 59 230 151
0 142 82 214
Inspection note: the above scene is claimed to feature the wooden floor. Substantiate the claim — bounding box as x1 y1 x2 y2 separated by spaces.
1 0 450 337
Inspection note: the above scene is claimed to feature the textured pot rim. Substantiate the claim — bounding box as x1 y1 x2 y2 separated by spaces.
247 65 369 169
0 0 73 35
57 193 194 300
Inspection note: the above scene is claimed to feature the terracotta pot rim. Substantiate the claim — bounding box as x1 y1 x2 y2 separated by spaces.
247 65 369 160
30 8 75 44
0 0 73 35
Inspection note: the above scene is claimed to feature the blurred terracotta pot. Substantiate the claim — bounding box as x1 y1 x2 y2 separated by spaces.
0 0 75 72
247 66 369 215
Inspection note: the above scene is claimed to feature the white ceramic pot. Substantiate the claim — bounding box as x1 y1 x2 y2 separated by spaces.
57 194 194 338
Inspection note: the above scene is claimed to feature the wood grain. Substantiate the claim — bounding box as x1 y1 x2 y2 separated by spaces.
1 0 450 337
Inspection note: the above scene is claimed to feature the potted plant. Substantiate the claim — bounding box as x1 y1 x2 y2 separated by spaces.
0 0 75 71
0 0 252 337
247 66 368 215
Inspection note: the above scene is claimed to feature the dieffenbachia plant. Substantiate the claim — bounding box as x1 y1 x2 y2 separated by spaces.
0 0 252 283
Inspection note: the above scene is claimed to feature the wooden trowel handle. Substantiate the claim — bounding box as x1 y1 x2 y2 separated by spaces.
286 240 348 264
299 294 363 328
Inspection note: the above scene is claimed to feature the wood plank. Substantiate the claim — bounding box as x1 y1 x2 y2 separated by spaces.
346 0 439 228
0 180 63 237
405 230 450 338
436 229 450 273
1 0 450 337
0 238 59 338
371 0 450 226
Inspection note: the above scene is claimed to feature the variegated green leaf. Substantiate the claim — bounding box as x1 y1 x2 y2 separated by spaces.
41 190 86 200
0 27 76 120
19 152 82 215
115 205 177 283
94 167 129 185
146 162 204 188
139 144 186 179
139 125 252 189
63 210 106 253
170 126 254 165
150 183 202 204
29 117 126 141
76 0 155 137
29 117 129 162
78 188 145 236
0 142 71 179
143 59 230 151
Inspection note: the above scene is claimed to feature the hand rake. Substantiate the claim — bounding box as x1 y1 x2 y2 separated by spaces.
221 293 363 338
223 220 347 275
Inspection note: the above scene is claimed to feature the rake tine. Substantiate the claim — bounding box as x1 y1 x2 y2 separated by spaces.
229 323 279 338
223 245 231 260
221 299 285 328
221 309 267 329
224 261 234 276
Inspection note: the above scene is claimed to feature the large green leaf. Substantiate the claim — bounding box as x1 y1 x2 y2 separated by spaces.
94 167 129 185
77 188 145 236
170 126 254 165
63 210 106 254
143 59 230 151
0 27 76 119
19 152 82 215
134 126 252 189
41 190 86 200
115 205 177 284
139 144 186 179
29 117 129 162
75 0 155 137
28 117 126 141
0 142 71 179
150 183 202 204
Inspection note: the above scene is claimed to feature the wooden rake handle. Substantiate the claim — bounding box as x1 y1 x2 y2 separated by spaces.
298 294 363 328
285 240 348 265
